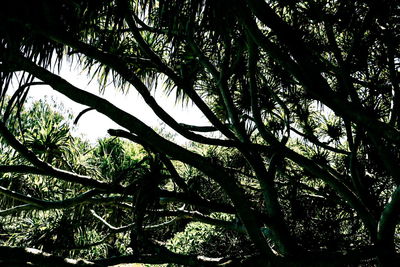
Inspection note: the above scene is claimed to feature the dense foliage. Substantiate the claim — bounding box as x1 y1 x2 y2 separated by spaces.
0 0 399 266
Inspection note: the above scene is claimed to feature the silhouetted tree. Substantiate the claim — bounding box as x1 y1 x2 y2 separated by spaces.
0 0 399 266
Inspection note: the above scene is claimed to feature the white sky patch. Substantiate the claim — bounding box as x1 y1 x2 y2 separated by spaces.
24 62 207 144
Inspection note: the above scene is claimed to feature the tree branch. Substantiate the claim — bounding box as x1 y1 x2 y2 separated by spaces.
0 246 102 266
377 185 400 256
0 187 130 215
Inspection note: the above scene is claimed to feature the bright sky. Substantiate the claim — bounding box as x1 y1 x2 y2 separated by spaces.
26 62 207 144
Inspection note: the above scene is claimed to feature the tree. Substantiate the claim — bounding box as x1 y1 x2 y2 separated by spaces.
0 0 399 266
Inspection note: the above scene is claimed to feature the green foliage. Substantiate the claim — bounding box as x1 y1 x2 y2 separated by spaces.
167 213 253 259
0 0 399 266
0 100 146 260
167 222 217 255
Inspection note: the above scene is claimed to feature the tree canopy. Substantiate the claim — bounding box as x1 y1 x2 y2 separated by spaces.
0 0 399 266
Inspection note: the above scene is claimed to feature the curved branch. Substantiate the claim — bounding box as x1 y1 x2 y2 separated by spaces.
3 81 45 120
73 107 94 125
0 188 128 216
90 209 134 232
289 127 350 155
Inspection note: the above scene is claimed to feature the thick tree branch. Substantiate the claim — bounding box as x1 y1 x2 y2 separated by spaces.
377 186 400 256
246 34 296 254
0 246 102 266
